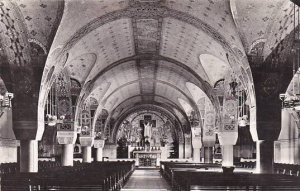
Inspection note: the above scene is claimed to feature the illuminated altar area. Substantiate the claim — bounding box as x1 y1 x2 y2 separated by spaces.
116 112 180 167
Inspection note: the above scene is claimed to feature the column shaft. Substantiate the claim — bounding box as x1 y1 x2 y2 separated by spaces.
204 147 213 163
193 148 201 163
20 140 38 173
256 140 274 174
179 143 184 159
61 144 74 166
82 146 92 163
222 145 234 167
95 148 103 162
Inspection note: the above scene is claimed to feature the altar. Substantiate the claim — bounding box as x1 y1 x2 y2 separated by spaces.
133 150 161 167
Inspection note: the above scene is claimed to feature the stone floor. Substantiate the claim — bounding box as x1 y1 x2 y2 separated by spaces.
122 169 171 191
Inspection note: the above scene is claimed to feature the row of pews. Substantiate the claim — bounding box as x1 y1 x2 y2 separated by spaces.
160 161 300 191
1 161 135 191
274 163 300 176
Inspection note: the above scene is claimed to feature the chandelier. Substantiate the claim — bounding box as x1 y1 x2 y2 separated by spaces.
0 92 14 118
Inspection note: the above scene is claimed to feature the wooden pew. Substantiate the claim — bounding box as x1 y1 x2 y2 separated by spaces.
160 162 300 191
1 161 135 191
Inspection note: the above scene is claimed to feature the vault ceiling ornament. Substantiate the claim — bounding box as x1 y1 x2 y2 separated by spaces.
59 0 244 70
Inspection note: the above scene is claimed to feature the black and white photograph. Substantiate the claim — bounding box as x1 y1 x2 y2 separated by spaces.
0 0 300 190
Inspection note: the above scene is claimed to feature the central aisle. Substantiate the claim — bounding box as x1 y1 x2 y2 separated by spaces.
122 169 171 191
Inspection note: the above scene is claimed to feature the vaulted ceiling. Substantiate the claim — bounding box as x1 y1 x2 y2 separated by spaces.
2 0 291 134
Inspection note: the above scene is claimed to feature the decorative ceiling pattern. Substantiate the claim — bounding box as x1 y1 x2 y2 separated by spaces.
66 53 97 84
15 0 64 50
0 0 30 66
232 0 284 53
35 0 299 133
160 17 228 83
135 19 160 53
164 0 244 51
263 1 296 58
68 18 135 82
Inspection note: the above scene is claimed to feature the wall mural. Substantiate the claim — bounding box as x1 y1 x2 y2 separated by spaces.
117 113 175 147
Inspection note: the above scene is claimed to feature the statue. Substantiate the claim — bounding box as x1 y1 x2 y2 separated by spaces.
144 121 152 142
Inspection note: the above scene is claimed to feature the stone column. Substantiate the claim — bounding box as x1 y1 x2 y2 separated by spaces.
82 146 92 163
57 131 77 166
193 148 201 163
20 140 38 173
256 140 274 174
94 139 105 162
218 132 238 172
61 144 74 166
103 144 117 159
79 137 94 163
222 145 234 167
178 142 184 159
184 134 192 159
202 107 216 164
204 147 213 163
13 121 41 173
191 128 202 163
96 148 103 161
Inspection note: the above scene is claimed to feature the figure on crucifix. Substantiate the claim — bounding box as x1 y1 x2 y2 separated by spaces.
143 121 152 141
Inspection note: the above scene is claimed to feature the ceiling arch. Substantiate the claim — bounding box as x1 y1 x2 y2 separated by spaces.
199 54 230 86
110 95 189 125
111 103 185 143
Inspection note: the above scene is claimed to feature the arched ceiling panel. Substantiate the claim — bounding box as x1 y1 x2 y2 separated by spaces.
164 0 245 51
15 0 64 50
200 54 230 86
96 61 139 100
111 96 143 119
51 0 128 49
89 82 111 104
154 82 196 111
65 53 97 84
231 0 284 53
103 82 140 111
68 18 135 82
263 1 295 58
186 82 209 104
178 97 194 116
160 17 229 83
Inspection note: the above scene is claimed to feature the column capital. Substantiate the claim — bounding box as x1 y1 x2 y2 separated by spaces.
13 121 39 140
218 132 238 146
94 139 105 148
57 131 77 144
79 137 94 147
